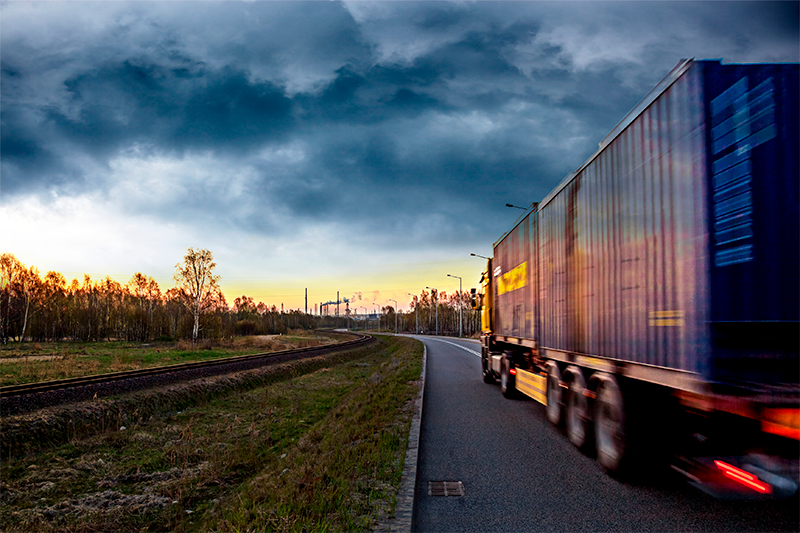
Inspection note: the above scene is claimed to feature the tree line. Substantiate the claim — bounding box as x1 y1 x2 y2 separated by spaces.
380 289 481 337
0 250 481 344
0 249 314 344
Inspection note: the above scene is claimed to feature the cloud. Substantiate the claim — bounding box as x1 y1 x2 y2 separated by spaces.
0 192 192 280
2 1 797 307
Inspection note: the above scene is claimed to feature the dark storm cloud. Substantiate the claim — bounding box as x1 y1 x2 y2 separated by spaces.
45 60 293 155
178 69 294 148
2 1 798 249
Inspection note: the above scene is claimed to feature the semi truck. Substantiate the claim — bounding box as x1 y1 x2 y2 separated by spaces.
473 59 799 498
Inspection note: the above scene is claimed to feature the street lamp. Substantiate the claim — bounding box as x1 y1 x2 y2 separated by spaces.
388 299 397 334
470 253 490 260
505 203 527 210
426 286 438 336
408 293 418 334
447 274 462 338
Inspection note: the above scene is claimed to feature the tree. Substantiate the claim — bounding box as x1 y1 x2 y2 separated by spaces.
173 248 222 343
99 276 124 341
0 254 23 343
126 273 162 341
233 295 256 314
42 271 67 341
17 266 41 342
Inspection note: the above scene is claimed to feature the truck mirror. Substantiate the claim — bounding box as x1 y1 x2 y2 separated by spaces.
470 291 480 310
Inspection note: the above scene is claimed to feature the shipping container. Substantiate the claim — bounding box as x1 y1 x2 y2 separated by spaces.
492 212 537 343
491 59 798 385
479 60 799 494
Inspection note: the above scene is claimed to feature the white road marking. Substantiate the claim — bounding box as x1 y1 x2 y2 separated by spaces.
433 338 481 357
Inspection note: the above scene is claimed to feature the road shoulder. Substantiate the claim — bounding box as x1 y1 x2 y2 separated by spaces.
385 341 427 532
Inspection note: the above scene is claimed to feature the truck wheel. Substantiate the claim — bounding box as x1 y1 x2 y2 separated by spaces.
546 362 562 426
500 357 516 398
595 376 627 475
565 369 590 450
482 357 495 384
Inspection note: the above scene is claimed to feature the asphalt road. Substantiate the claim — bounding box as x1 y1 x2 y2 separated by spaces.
410 335 799 533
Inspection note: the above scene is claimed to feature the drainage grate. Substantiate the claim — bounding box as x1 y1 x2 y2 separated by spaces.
427 481 465 497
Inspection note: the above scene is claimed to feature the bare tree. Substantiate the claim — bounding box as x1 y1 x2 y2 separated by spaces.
17 265 41 342
173 248 222 343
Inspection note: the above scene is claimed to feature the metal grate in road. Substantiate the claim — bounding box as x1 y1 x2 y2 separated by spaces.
427 481 465 497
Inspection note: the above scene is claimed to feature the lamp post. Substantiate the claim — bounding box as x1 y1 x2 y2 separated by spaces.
426 286 438 336
388 299 398 334
470 253 490 260
408 293 418 334
447 274 462 338
505 203 527 210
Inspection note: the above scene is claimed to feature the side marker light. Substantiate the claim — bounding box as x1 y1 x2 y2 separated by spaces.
714 460 772 494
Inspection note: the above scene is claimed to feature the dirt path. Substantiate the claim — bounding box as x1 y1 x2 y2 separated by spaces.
0 355 62 364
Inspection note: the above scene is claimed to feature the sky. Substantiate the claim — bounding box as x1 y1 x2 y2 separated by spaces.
2 1 798 312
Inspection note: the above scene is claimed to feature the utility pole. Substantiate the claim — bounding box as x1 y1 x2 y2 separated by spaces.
388 299 398 334
448 274 463 338
426 287 438 335
408 293 418 334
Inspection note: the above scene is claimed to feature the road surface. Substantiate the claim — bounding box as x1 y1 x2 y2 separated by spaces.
410 335 799 532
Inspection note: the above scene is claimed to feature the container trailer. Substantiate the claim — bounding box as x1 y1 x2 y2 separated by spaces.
473 59 799 497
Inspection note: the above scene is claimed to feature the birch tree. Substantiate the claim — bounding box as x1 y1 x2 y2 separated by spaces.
17 266 41 342
173 248 221 343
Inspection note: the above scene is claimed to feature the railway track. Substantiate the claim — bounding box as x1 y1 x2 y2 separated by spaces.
0 332 372 414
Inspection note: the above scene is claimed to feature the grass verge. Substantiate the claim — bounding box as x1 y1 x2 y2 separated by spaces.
0 335 422 532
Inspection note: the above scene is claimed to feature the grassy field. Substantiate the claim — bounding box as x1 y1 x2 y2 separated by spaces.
0 335 423 532
0 332 338 387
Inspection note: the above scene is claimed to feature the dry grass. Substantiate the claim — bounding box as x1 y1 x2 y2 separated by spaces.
0 331 337 387
0 336 422 533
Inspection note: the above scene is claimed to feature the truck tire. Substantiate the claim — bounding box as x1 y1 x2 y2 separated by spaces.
500 356 516 398
482 356 495 384
565 368 590 450
595 375 627 475
546 362 562 426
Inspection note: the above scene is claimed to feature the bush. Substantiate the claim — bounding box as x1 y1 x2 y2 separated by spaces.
235 320 257 337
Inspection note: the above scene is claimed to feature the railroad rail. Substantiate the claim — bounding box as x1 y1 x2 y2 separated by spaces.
1 331 372 400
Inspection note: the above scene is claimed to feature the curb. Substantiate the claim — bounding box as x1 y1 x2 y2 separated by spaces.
387 341 427 532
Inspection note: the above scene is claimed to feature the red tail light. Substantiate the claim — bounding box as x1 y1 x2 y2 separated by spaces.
714 460 772 494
